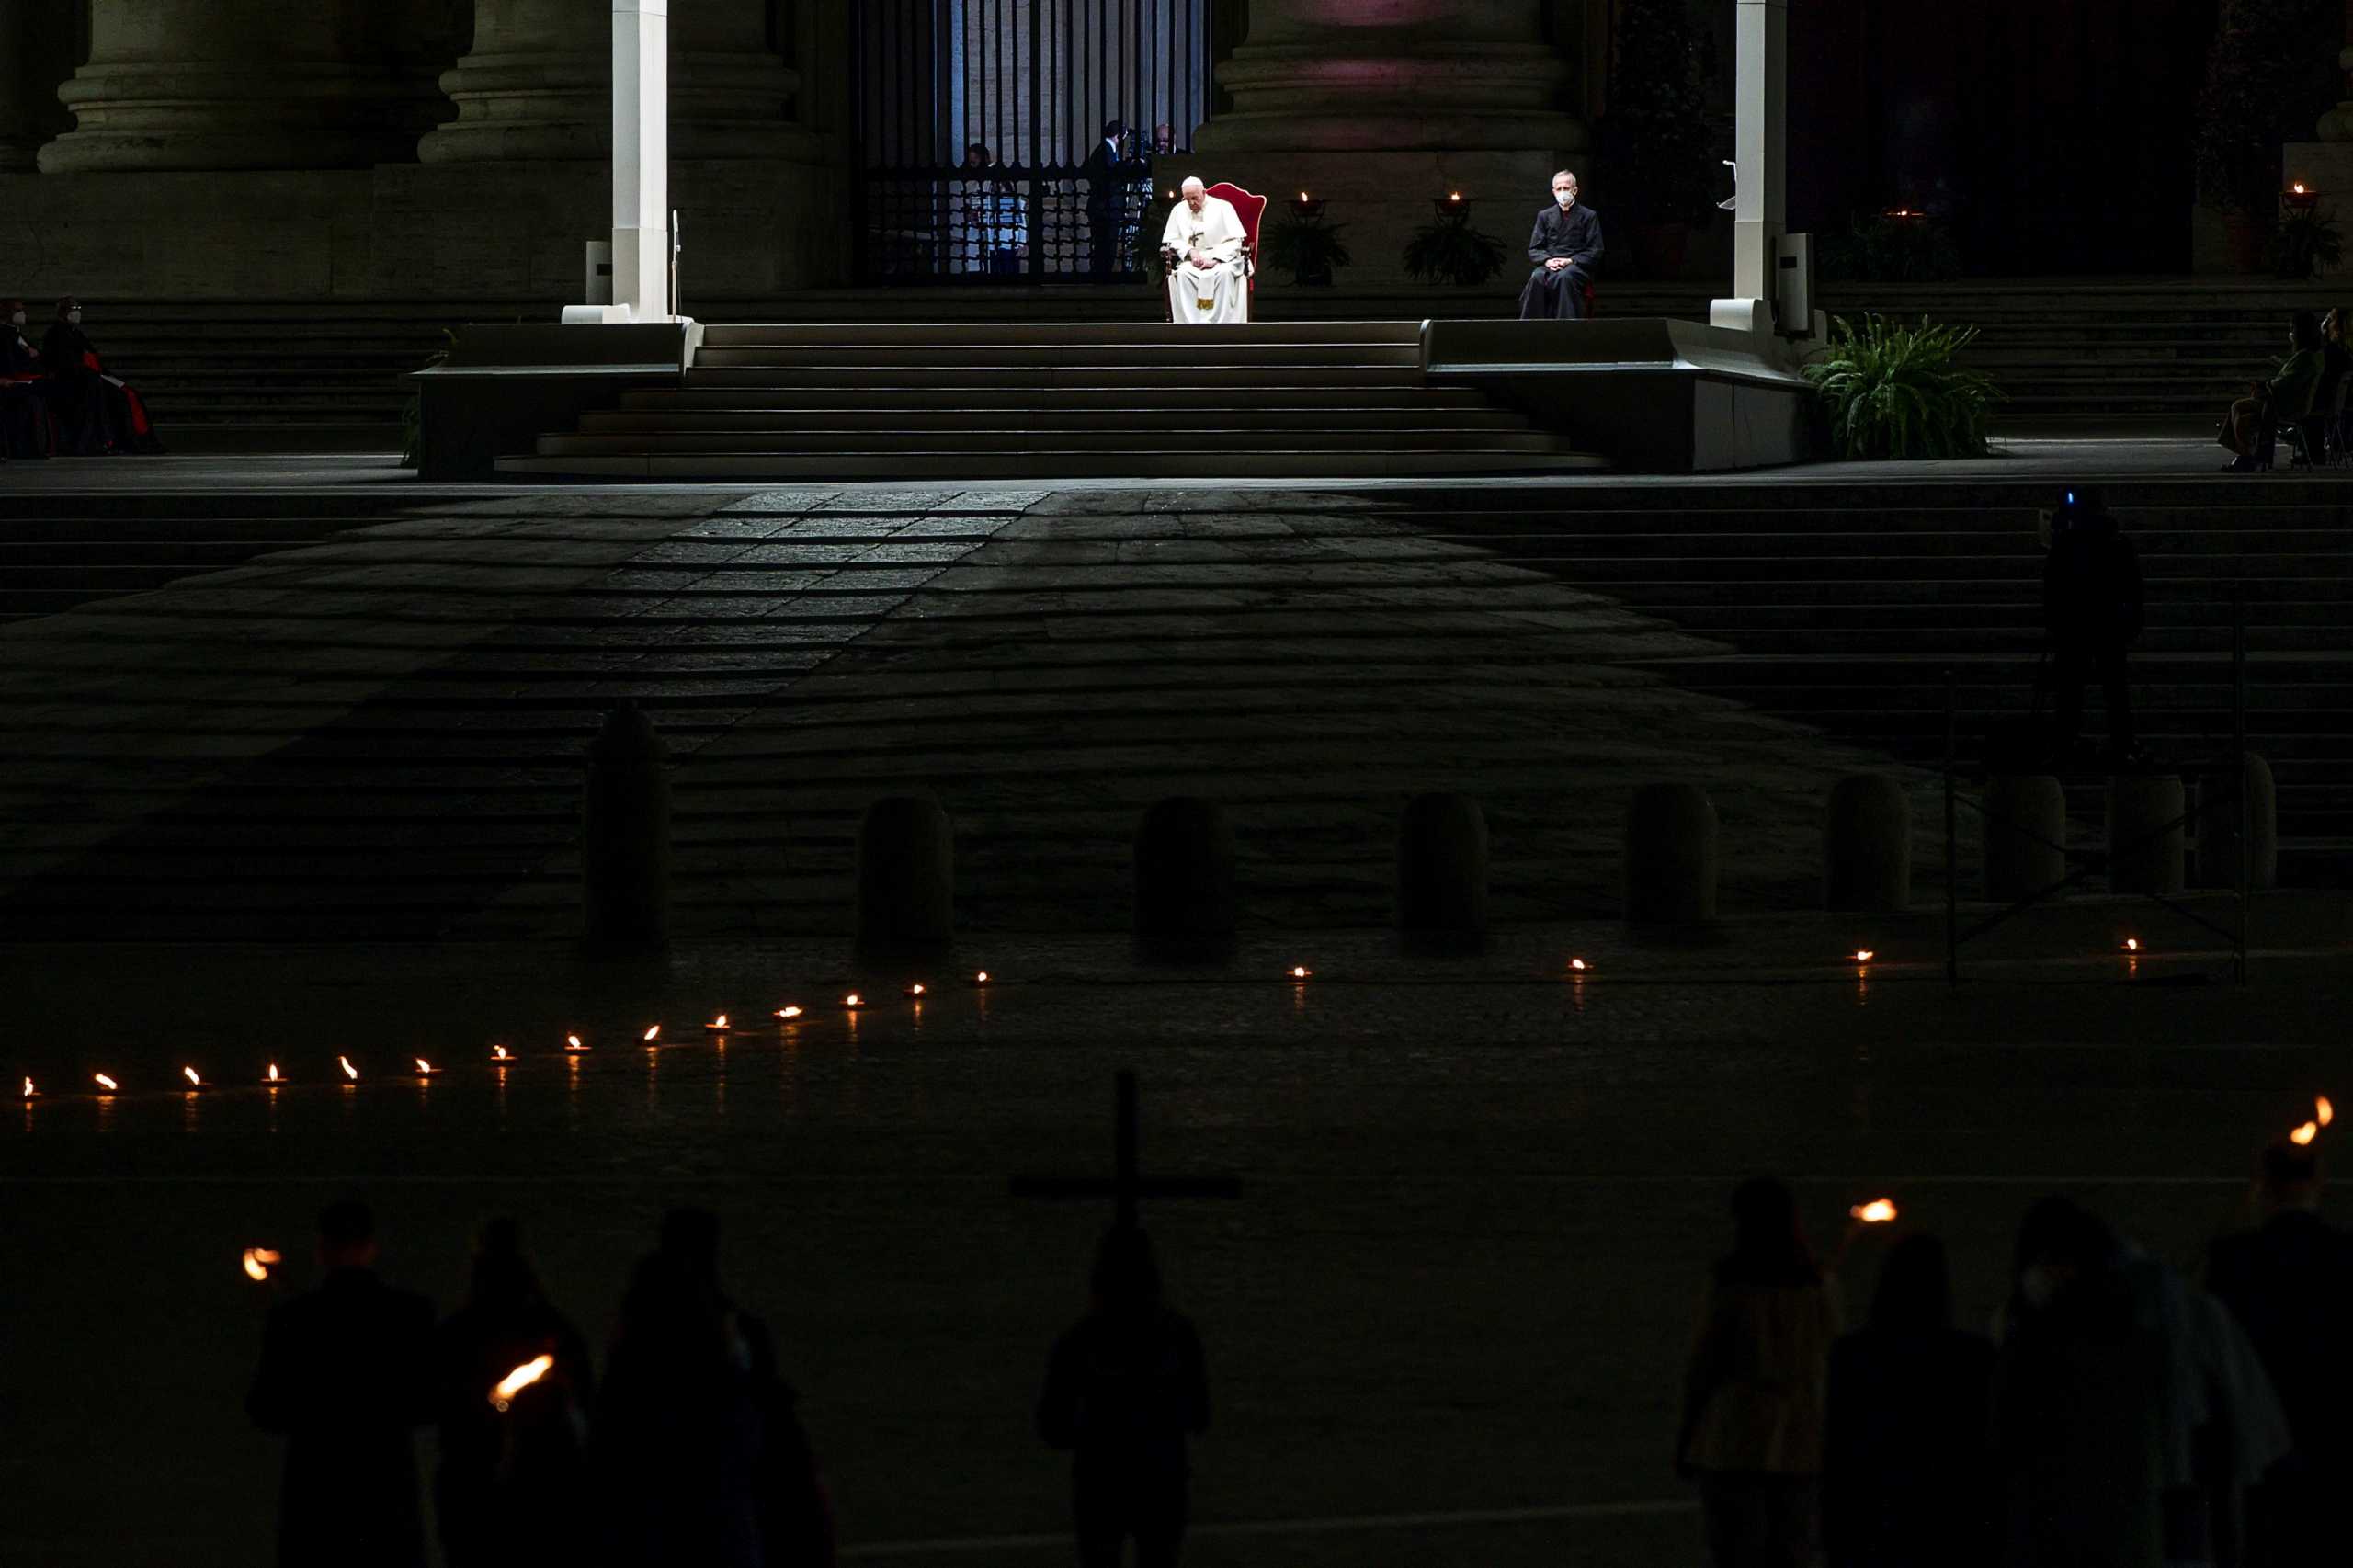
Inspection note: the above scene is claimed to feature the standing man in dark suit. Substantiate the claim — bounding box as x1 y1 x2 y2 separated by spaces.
248 1198 437 1568
2209 1139 2353 1565
1082 119 1140 279
1518 169 1604 320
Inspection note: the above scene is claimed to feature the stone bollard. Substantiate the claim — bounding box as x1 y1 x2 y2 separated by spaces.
1823 773 1912 913
2106 774 2186 897
856 795 955 953
1981 775 2066 903
1396 792 1488 939
582 699 669 949
2195 754 2278 892
1623 782 1718 926
1134 797 1236 948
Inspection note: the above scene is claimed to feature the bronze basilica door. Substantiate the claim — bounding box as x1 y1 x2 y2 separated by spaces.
851 0 1218 281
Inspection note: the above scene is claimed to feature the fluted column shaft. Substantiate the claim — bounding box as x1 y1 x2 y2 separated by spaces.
39 0 430 172
1194 0 1583 154
420 0 805 164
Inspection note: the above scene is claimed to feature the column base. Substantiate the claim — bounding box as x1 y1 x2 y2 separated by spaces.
38 65 418 173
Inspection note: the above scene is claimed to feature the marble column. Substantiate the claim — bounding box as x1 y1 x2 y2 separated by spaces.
1194 0 1583 154
0 0 63 172
39 0 425 172
1176 1 1586 286
420 0 807 164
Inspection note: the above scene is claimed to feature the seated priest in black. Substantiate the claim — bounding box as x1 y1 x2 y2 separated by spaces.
41 297 162 454
1518 170 1603 321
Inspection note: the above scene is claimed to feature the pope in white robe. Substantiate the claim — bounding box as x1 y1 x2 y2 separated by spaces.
1161 179 1249 324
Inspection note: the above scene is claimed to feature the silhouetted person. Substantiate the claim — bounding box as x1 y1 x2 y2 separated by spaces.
1039 1225 1210 1568
1677 1176 1839 1568
595 1209 833 1568
2040 485 2143 767
247 1198 436 1568
2208 1141 2353 1566
1823 1234 1997 1568
2222 311 2325 469
1080 119 1143 278
1995 1198 2168 1568
0 299 48 459
433 1218 596 1568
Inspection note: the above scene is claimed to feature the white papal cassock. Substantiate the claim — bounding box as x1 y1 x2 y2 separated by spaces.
1162 196 1249 324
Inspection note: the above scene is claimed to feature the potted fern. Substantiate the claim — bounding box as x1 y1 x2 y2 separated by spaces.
1803 315 2002 461
1262 214 1351 287
1403 198 1508 287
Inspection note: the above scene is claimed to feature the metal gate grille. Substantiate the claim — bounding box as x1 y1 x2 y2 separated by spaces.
852 0 1212 282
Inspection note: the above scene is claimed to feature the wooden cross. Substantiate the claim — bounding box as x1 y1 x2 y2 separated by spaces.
1010 1069 1241 1231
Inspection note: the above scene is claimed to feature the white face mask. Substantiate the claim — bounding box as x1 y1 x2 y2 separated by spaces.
1556 188 1575 209
67 310 82 324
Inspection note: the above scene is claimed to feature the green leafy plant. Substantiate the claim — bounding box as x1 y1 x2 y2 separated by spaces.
399 329 455 469
2269 206 2344 278
1403 210 1508 287
1260 216 1351 286
1817 212 1962 283
1802 314 2003 461
2195 0 2342 218
1598 0 1724 227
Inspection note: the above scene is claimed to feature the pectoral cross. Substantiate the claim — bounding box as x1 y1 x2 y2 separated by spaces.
1010 1070 1241 1231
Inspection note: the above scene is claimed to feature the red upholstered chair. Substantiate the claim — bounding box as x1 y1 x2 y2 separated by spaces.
1206 182 1266 320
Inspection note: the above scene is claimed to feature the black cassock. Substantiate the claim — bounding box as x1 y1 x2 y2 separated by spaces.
1518 201 1604 320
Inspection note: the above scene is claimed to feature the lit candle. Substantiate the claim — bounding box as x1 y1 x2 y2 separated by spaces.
338 1055 358 1082
1849 1199 1899 1224
414 1058 437 1076
266 1062 282 1084
2291 1120 2320 1147
1569 958 1588 972
2319 1096 2336 1127
1852 949 1875 963
490 1354 554 1411
564 1034 587 1052
242 1246 282 1282
1289 965 1311 980
93 1072 118 1093
844 994 864 1009
642 1024 661 1043
705 1015 729 1032
182 1066 202 1088
19 1076 34 1099
974 971 990 985
492 1045 512 1062
906 983 926 998
775 1006 803 1021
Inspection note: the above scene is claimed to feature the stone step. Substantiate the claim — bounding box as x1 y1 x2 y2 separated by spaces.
495 449 1606 479
691 344 1425 369
532 427 1567 457
580 405 1529 434
699 319 1422 347
627 384 1493 411
683 364 1427 389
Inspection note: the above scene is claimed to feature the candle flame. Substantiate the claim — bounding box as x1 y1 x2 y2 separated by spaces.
1853 949 1875 963
1850 1199 1899 1224
565 1034 585 1051
1290 965 1311 980
1300 190 1310 201
2320 1096 2336 1127
415 1058 435 1075
709 1014 728 1029
1449 191 1461 200
642 1024 660 1042
339 1055 358 1082
2122 937 2139 952
776 1006 802 1020
20 1076 33 1098
907 983 926 997
94 1073 118 1092
845 993 863 1008
182 1066 201 1087
974 971 990 984
242 1246 282 1282
1569 958 1588 971
267 1062 281 1083
493 1045 511 1062
490 1353 555 1411
2291 1120 2320 1147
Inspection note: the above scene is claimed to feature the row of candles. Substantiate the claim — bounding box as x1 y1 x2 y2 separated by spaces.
22 939 2187 1104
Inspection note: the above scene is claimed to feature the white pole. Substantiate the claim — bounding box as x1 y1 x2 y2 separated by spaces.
1710 0 1786 335
612 0 670 323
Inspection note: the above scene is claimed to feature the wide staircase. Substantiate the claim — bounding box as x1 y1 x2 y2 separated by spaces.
495 321 1604 479
1394 475 2353 884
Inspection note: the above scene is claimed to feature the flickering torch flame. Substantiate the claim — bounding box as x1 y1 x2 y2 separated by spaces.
2292 1121 2320 1147
1850 1199 1899 1225
490 1354 554 1412
182 1066 201 1088
339 1055 358 1082
94 1073 118 1093
775 1006 802 1020
243 1246 282 1282
2319 1096 2336 1127
642 1024 660 1042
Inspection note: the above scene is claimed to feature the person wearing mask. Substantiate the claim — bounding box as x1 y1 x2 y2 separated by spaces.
432 1218 596 1568
1038 1225 1211 1568
1677 1176 1841 1568
0 300 49 459
1823 1234 1998 1568
35 298 113 454
1518 170 1604 320
248 1198 437 1568
2207 1140 2353 1565
2220 311 2325 471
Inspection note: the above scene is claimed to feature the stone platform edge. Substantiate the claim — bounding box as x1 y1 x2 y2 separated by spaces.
412 320 699 480
1424 317 1816 472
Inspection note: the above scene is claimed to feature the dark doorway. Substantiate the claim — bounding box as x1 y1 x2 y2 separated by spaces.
852 0 1214 282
